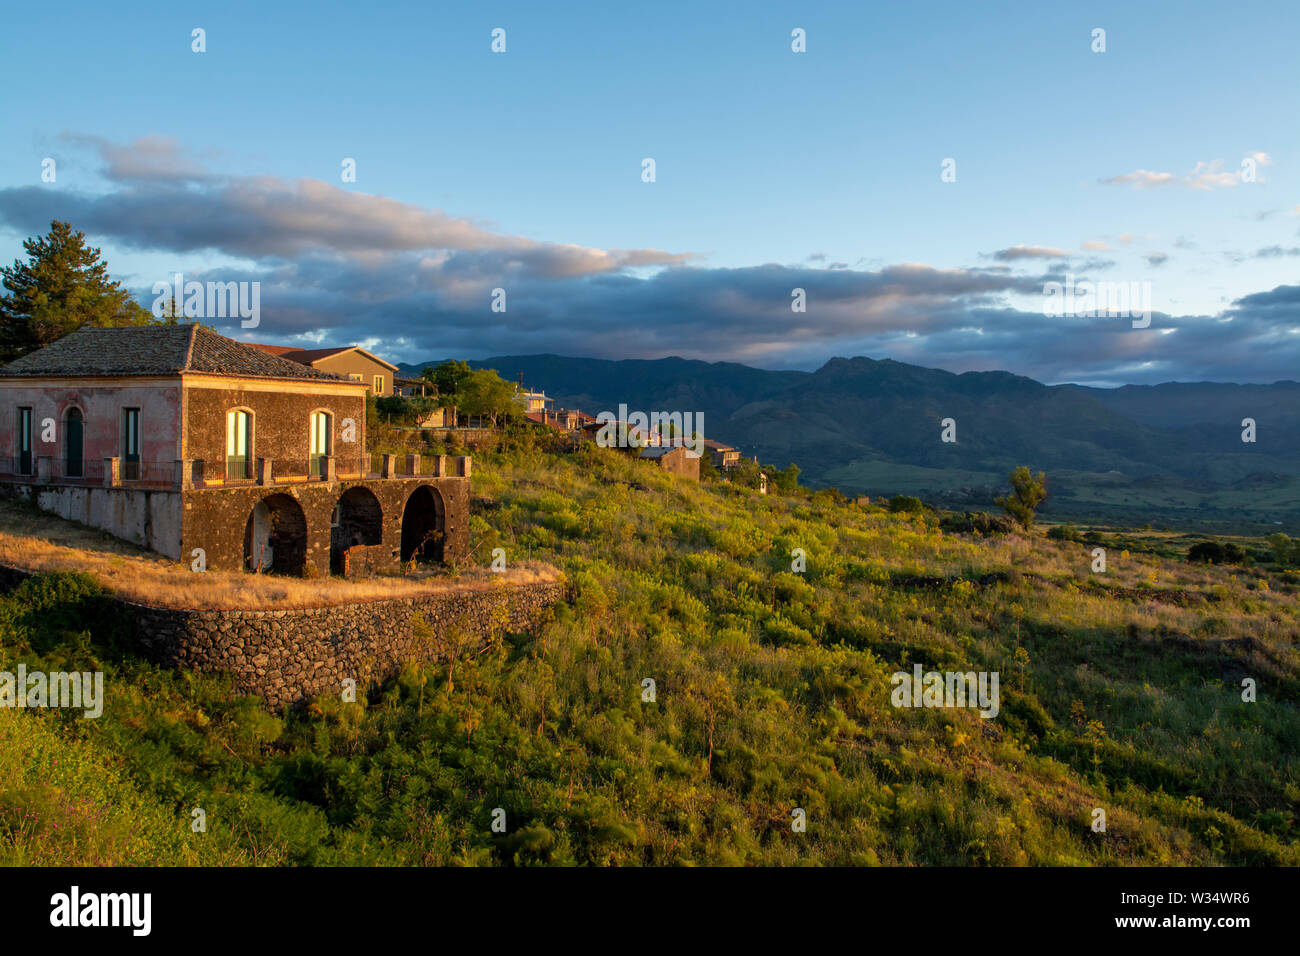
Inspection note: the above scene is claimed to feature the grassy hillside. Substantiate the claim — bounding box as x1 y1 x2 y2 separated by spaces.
1 433 1298 865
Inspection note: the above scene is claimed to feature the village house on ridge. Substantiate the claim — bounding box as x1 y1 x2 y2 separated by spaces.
248 342 398 397
0 324 469 578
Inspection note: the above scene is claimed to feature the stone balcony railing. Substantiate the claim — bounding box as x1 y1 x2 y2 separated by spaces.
0 453 471 491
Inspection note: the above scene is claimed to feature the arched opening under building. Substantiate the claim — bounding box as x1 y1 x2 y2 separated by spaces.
330 486 383 574
243 493 308 575
400 484 445 563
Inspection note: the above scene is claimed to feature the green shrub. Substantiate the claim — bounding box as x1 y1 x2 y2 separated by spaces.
888 495 925 514
942 511 1015 535
1046 523 1081 542
1187 541 1246 565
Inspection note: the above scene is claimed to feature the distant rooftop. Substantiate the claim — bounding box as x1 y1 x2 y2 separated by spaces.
0 325 357 383
247 342 399 371
640 445 701 459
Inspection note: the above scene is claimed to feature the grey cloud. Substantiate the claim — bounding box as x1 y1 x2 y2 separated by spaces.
130 250 1300 386
59 134 214 184
989 245 1070 261
0 135 694 279
2 136 1296 386
0 180 692 279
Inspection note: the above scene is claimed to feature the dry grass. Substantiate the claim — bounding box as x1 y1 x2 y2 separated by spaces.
0 499 562 611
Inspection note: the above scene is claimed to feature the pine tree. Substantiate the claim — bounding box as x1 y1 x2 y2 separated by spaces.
0 220 154 362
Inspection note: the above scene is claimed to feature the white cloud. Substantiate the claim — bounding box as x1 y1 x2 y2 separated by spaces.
1100 169 1178 188
1101 155 1269 191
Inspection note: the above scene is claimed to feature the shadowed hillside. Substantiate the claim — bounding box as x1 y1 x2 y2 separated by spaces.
398 355 1300 533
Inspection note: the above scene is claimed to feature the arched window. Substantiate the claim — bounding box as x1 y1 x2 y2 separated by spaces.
226 409 252 480
121 407 141 480
309 410 332 476
16 407 33 476
64 407 84 478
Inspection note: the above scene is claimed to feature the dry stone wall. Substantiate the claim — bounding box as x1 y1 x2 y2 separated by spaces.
0 563 567 710
131 580 568 709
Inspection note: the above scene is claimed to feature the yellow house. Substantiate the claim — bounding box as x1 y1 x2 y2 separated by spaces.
250 344 399 396
514 385 551 413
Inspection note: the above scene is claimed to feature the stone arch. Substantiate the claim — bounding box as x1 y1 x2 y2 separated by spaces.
243 493 307 575
401 484 446 563
331 486 383 573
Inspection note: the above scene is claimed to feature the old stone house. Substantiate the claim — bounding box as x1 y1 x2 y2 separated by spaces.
639 444 701 481
0 324 468 577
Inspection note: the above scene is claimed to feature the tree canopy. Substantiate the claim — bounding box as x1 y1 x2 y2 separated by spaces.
0 220 155 362
410 361 522 427
375 394 444 427
457 368 523 426
421 360 472 398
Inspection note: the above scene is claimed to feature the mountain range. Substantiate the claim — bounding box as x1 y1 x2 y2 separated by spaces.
397 354 1300 533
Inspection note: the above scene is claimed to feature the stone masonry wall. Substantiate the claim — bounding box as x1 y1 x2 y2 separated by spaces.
340 543 385 578
182 383 367 470
0 562 567 711
130 579 569 710
181 476 470 574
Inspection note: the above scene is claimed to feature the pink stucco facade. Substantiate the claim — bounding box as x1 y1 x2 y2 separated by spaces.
0 378 182 472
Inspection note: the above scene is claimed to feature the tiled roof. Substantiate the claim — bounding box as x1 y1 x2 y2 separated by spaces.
524 411 573 431
640 445 700 459
0 325 356 383
248 342 399 371
276 346 355 363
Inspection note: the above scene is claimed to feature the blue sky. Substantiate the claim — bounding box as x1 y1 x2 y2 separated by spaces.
1 0 1297 384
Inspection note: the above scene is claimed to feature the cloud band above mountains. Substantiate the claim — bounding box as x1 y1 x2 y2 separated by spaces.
0 136 1296 386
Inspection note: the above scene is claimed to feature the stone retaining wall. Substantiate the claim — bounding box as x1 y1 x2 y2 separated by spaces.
0 563 568 710
0 483 183 558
